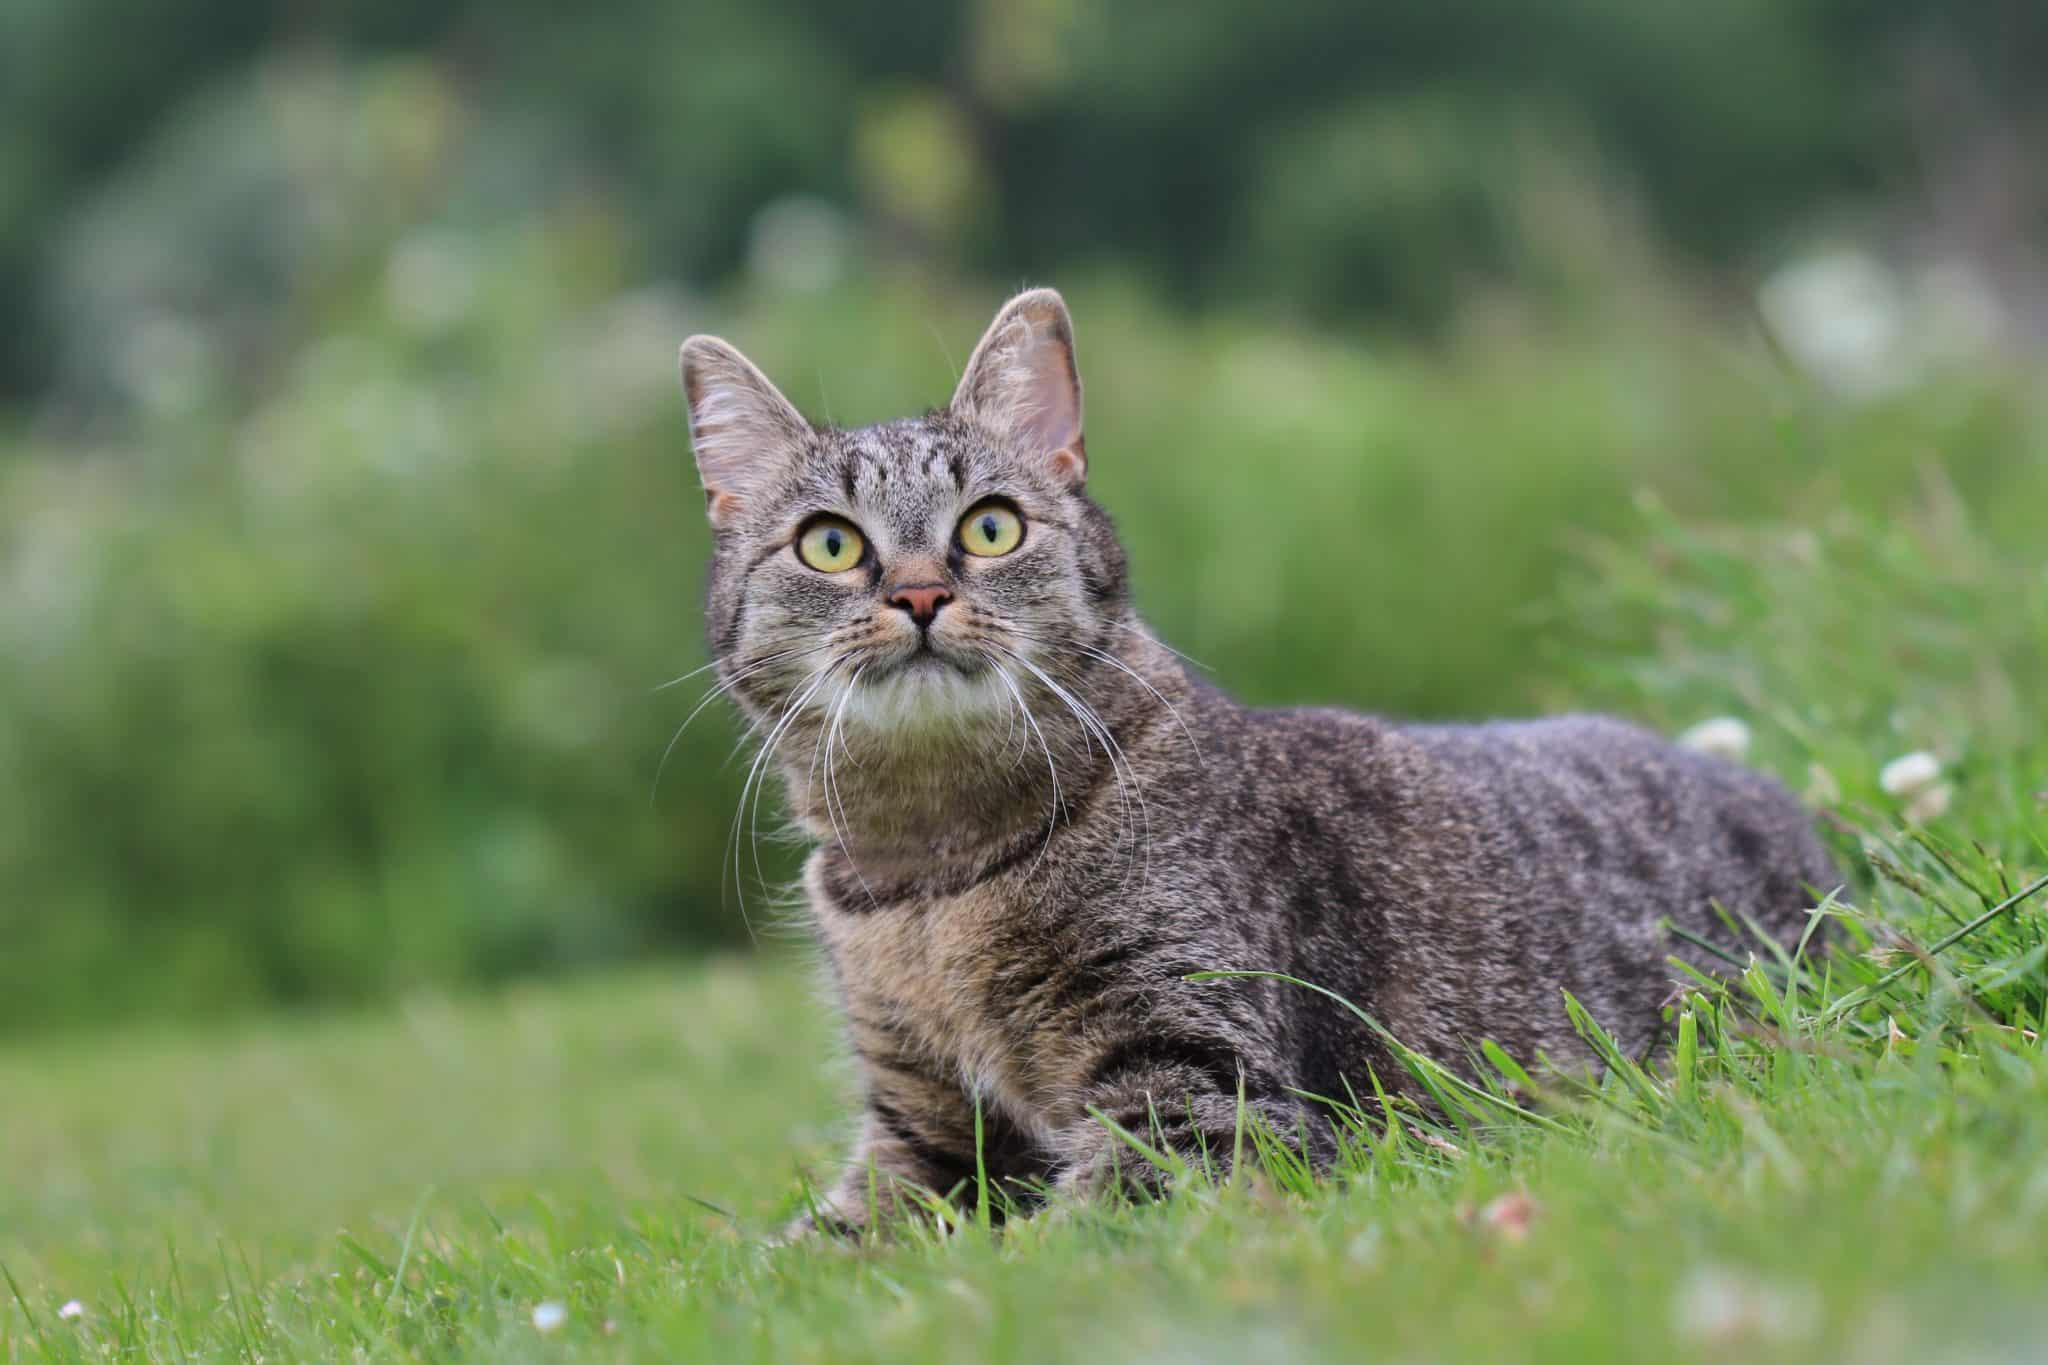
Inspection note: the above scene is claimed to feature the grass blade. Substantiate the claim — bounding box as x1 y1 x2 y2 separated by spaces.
1187 969 1571 1135
1823 872 2048 1020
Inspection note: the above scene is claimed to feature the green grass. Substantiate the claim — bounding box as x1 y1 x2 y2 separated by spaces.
5 904 2048 1363
5 496 2047 1362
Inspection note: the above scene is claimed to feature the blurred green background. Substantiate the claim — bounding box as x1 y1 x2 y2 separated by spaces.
3 0 2045 1030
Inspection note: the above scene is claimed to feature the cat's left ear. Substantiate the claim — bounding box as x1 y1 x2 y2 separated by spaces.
950 288 1085 487
679 335 811 528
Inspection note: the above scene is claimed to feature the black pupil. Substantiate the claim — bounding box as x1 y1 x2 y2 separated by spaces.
824 529 842 557
979 515 998 542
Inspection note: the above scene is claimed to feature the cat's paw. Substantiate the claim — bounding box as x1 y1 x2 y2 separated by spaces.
1056 1141 1180 1204
772 1200 864 1248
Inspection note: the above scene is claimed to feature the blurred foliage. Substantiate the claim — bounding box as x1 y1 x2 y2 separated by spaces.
2 11 2046 1029
1561 487 2048 829
5 0 2048 394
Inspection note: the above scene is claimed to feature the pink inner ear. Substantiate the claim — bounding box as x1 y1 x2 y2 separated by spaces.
1007 341 1083 474
951 290 1086 479
706 488 742 526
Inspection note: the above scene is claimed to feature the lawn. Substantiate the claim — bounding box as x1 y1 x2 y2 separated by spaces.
5 929 2048 1363
5 491 2047 1363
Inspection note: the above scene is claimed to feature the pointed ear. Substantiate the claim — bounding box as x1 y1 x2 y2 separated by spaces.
678 335 811 527
949 288 1086 487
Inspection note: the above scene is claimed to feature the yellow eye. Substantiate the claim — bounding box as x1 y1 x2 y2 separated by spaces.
958 502 1024 557
796 517 865 573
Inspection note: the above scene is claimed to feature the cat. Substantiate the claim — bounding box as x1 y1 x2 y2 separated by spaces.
675 288 1840 1235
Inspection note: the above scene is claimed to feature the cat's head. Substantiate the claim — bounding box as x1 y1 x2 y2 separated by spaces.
679 289 1129 741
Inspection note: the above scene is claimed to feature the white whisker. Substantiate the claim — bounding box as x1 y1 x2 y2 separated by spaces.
1005 623 1200 763
1111 619 1212 673
652 649 792 694
1063 641 1202 760
747 662 842 893
724 657 841 936
651 649 805 803
818 665 879 909
988 658 1063 880
993 644 1151 890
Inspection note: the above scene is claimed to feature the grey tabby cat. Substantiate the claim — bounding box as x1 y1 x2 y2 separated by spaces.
676 289 1838 1235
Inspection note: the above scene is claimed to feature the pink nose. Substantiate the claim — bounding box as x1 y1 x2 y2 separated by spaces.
887 584 953 627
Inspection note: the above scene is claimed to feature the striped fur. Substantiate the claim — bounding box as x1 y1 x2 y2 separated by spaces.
675 290 1841 1235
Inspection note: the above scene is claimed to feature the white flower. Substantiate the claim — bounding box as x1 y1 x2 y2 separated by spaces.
1757 248 1911 398
1903 783 1953 824
1674 1267 1819 1345
1678 717 1752 762
57 1300 85 1322
531 1301 568 1333
1879 751 1942 799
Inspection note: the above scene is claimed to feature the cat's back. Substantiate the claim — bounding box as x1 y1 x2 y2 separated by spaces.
1218 703 1834 923
1401 713 1827 872
1393 712 1839 981
1219 705 1839 1063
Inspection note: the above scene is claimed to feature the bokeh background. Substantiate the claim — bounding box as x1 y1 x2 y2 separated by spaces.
3 0 2044 1031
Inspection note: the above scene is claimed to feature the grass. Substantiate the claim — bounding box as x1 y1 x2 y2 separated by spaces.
5 896 2048 1363
4 493 2047 1362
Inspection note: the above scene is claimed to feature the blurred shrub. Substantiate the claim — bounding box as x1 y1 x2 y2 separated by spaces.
5 0 2046 395
0 261 734 1026
1563 491 2048 793
2 62 736 1026
46 55 467 419
3 55 2046 1031
1233 92 1523 330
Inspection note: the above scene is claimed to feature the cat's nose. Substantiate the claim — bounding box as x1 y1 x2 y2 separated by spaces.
886 584 954 628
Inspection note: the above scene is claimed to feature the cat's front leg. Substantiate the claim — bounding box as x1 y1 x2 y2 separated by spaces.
1051 1042 1303 1202
785 1062 995 1241
783 1114 953 1241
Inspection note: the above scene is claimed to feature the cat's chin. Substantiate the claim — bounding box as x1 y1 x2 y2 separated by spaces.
840 654 1008 736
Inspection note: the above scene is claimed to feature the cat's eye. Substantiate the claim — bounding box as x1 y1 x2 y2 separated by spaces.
796 516 866 573
958 502 1024 558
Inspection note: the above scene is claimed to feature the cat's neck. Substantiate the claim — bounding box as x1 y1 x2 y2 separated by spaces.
774 619 1193 886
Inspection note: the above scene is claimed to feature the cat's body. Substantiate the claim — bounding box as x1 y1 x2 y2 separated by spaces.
676 290 1839 1232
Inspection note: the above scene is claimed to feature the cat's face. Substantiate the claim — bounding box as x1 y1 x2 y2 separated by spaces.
681 290 1127 741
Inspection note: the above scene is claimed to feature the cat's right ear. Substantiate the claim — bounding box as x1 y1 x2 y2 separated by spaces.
678 336 810 528
950 288 1086 488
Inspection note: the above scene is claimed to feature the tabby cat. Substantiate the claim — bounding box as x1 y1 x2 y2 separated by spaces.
675 289 1838 1234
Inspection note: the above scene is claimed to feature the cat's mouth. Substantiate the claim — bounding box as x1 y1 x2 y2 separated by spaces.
838 639 1007 731
864 642 985 683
